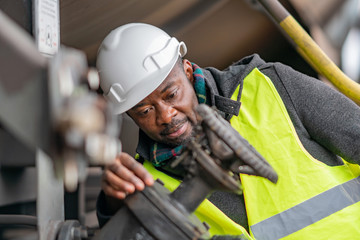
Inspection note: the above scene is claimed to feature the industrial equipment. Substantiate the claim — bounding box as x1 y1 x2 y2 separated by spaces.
94 104 278 240
0 9 121 240
0 2 282 239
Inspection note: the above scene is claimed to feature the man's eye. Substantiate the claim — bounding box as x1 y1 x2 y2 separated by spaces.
168 90 177 99
137 107 151 116
142 108 150 115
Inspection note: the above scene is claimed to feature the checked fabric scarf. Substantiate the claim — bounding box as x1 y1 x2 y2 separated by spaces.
149 63 208 167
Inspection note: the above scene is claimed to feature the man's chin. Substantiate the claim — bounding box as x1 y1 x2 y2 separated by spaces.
164 137 190 148
163 128 195 147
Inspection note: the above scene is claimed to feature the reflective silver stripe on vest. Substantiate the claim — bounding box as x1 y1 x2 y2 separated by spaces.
250 176 360 240
238 233 247 240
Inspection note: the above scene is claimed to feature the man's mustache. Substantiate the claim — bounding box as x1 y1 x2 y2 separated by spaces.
160 118 188 136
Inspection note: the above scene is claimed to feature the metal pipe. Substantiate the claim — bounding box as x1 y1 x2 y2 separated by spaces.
0 214 37 226
256 0 360 105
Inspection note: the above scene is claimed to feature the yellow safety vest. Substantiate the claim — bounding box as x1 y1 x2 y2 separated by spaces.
232 68 360 240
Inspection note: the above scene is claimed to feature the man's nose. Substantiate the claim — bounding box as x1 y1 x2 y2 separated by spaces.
156 104 177 125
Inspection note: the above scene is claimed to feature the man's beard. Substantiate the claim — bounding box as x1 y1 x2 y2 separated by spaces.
160 117 196 147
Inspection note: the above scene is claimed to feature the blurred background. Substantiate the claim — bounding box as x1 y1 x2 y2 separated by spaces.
0 0 359 239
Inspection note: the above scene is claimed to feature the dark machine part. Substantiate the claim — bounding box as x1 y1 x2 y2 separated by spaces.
195 104 278 184
0 9 121 240
94 104 278 240
0 4 122 181
0 8 121 187
96 180 210 240
48 46 121 192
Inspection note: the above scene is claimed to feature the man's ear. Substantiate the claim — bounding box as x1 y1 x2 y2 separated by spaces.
183 59 194 83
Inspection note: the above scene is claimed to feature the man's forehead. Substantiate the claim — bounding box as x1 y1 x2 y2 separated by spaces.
130 76 177 110
159 76 177 93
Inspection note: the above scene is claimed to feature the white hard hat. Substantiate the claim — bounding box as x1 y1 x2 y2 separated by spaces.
96 23 187 114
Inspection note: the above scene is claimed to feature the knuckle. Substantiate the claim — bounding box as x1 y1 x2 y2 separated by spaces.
129 161 140 171
130 175 141 184
110 162 123 175
102 170 111 181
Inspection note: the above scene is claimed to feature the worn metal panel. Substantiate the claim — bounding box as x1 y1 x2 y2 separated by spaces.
0 10 51 154
0 167 37 206
36 149 64 240
0 127 35 167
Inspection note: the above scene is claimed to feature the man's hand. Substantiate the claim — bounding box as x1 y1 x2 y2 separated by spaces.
102 152 154 200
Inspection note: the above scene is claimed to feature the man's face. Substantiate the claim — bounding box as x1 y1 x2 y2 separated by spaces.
127 59 199 147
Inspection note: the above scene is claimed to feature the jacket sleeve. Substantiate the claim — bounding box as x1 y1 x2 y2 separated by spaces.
96 190 121 228
96 155 146 228
260 62 360 165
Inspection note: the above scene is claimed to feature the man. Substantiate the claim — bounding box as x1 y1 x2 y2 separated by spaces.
96 23 360 239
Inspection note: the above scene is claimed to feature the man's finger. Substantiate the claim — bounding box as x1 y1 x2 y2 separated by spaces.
101 181 127 200
107 154 148 190
103 169 135 193
120 153 154 186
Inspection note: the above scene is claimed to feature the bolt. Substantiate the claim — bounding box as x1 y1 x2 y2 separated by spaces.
155 178 165 186
87 68 100 90
202 221 210 231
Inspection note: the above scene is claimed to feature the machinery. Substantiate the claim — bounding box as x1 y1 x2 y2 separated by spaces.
2 0 360 239
0 2 281 239
0 3 279 238
94 104 278 240
0 9 121 240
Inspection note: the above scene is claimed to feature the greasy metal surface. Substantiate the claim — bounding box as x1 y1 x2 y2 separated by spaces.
126 181 207 240
94 180 208 240
196 104 278 183
57 220 81 240
93 207 155 240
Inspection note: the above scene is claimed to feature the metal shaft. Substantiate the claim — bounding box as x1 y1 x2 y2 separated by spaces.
256 0 360 105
